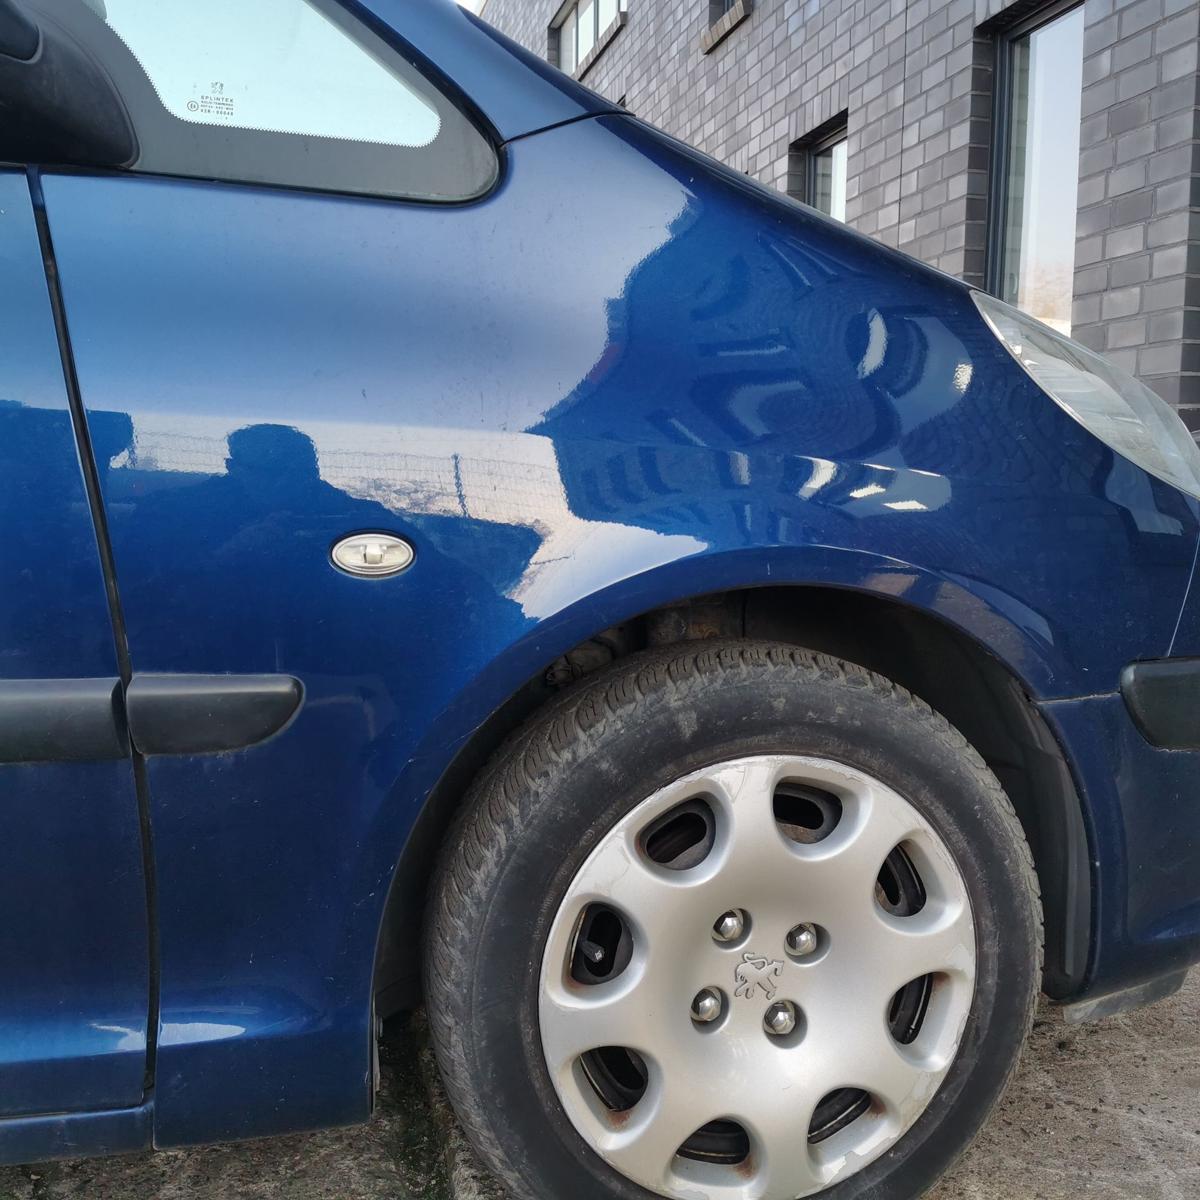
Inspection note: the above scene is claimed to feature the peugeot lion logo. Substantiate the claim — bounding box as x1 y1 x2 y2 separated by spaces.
734 951 784 1001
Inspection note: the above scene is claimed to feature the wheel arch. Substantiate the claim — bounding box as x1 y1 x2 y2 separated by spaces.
375 573 1093 1015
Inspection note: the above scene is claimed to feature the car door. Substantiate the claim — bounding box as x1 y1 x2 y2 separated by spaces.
0 170 150 1119
21 0 526 1148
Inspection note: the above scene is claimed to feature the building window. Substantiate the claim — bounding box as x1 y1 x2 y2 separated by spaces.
701 0 752 53
811 134 848 222
554 0 624 76
989 3 1085 335
788 116 848 223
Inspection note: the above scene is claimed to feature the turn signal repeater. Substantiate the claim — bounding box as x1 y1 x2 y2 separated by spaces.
331 533 414 578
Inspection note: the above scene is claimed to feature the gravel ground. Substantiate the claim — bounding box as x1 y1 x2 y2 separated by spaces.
929 971 1200 1200
1 974 1196 1200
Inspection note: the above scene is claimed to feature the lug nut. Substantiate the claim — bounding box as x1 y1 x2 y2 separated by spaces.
786 923 819 958
764 1000 798 1038
691 987 724 1024
712 910 745 944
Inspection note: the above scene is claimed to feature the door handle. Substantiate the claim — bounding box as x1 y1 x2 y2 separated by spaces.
0 674 302 763
125 675 303 756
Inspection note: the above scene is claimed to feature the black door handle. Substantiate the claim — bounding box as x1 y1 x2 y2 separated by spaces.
125 675 303 756
0 674 303 763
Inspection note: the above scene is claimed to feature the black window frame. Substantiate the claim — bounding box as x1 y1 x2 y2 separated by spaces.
17 0 500 205
984 0 1086 300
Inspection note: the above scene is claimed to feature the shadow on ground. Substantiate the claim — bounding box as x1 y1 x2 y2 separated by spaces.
1 975 1196 1200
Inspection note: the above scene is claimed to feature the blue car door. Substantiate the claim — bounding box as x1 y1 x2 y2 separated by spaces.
0 171 150 1119
24 0 514 1148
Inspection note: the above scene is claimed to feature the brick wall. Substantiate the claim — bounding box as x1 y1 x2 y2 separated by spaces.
1070 0 1200 419
481 0 1200 421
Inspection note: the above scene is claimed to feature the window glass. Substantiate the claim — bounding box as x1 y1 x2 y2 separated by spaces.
554 0 624 74
102 0 440 147
999 6 1085 335
559 8 577 72
577 0 596 60
812 137 848 223
28 0 497 203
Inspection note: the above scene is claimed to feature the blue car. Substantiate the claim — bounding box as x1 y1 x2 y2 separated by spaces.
2 0 1198 1196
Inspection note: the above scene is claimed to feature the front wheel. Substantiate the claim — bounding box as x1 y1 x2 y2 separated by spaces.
426 641 1042 1200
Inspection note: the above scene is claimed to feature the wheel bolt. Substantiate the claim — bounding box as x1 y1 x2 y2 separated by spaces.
764 1000 798 1038
786 923 819 958
712 910 745 943
691 987 724 1024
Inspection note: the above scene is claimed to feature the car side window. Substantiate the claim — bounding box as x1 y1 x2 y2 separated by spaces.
24 0 498 202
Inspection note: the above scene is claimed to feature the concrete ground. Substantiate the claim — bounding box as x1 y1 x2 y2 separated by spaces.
2 973 1196 1200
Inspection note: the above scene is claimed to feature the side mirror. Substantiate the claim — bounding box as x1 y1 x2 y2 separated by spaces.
0 0 135 167
0 0 38 61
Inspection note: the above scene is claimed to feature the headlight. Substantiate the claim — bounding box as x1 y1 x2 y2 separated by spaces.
972 291 1200 500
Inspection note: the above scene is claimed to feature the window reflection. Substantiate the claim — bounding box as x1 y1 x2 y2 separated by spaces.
812 137 848 223
559 8 577 72
577 0 595 60
999 5 1085 335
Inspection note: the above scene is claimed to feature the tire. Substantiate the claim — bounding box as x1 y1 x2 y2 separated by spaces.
426 640 1042 1200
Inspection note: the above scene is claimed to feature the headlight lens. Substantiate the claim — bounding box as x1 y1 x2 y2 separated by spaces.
972 290 1200 499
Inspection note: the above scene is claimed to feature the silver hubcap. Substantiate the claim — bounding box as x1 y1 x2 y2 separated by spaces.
539 755 976 1199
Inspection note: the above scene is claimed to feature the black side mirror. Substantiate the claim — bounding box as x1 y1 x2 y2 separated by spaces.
0 0 135 167
0 0 38 61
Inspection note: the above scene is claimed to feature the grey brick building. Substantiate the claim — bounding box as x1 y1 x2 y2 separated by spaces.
480 0 1200 433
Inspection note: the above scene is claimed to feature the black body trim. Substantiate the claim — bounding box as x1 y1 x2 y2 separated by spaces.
0 677 127 763
1061 967 1188 1024
125 674 304 756
1121 659 1200 750
28 165 161 1093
